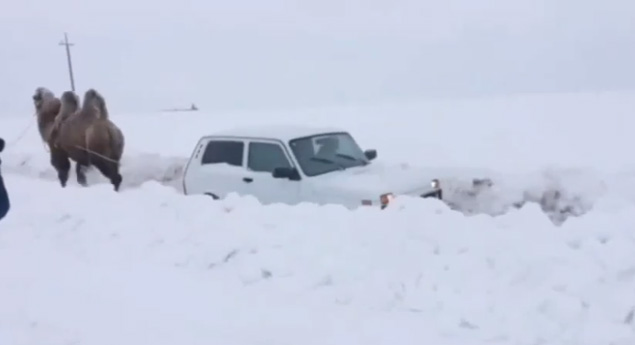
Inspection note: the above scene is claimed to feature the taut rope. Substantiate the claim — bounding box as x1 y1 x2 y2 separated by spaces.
7 112 37 147
73 145 120 165
18 111 120 166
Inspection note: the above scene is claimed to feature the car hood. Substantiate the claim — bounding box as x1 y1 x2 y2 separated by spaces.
311 162 438 197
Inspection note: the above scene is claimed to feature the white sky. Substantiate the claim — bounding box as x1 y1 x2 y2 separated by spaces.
1 0 634 113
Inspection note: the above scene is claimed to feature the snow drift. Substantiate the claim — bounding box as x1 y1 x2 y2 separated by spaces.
0 147 625 224
1 149 188 191
2 90 635 344
1 174 634 345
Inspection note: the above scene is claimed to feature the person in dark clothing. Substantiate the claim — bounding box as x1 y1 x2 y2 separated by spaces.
0 138 10 221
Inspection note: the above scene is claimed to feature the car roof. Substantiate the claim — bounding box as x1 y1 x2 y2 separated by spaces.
206 124 349 142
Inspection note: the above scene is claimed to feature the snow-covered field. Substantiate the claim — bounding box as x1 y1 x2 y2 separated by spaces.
1 90 635 344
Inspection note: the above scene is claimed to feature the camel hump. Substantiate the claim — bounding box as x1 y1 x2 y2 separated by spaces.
58 91 80 120
60 91 80 113
49 91 81 143
82 88 109 120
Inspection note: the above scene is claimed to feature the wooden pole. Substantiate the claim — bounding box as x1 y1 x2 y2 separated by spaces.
59 33 76 92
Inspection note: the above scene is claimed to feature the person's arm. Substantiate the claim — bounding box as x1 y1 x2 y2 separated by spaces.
0 173 9 221
0 138 9 220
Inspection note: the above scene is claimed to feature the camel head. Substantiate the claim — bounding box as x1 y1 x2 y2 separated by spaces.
32 87 55 111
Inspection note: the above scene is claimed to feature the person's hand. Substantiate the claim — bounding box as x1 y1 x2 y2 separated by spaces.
0 138 4 166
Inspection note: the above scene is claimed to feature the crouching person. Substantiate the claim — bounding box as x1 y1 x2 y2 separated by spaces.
0 138 9 221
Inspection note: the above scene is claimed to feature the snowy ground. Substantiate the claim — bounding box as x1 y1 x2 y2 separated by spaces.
1 90 635 344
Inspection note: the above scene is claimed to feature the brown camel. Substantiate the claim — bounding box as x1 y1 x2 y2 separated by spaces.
53 89 125 191
32 87 75 187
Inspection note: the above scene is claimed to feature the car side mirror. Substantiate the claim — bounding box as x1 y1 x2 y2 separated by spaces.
364 149 377 161
272 167 301 181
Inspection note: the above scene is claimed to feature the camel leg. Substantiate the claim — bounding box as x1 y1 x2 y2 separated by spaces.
108 162 123 192
50 149 71 188
93 158 123 192
76 163 88 187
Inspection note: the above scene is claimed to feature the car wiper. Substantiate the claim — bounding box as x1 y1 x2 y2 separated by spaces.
335 153 357 161
310 156 345 169
335 153 369 165
310 156 336 164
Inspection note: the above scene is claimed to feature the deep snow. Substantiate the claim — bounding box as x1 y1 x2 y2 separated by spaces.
1 90 635 344
1 175 635 344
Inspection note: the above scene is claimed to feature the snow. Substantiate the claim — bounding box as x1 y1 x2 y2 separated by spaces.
310 162 439 198
3 90 635 220
1 90 635 344
207 124 348 142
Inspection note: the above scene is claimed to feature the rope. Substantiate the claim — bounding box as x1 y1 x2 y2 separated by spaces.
73 145 120 165
6 113 37 147
8 112 120 166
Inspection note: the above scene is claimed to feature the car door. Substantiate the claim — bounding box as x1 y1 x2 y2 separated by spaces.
183 137 247 198
242 139 302 205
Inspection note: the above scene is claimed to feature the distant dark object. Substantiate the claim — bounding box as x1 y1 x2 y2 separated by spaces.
163 103 199 112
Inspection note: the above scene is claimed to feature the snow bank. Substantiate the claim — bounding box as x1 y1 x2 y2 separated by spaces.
0 148 625 224
1 149 188 192
0 115 189 192
1 175 635 344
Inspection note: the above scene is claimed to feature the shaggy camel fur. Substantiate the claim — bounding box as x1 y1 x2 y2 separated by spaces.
32 87 75 187
53 89 125 191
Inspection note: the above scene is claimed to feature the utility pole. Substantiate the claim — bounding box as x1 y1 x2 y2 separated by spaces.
59 32 76 92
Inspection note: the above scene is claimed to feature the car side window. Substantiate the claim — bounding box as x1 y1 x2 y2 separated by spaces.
248 142 292 173
201 140 244 166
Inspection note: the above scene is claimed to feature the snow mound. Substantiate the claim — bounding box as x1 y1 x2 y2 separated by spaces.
1 175 634 344
432 167 612 225
2 148 633 224
1 149 188 192
362 164 629 225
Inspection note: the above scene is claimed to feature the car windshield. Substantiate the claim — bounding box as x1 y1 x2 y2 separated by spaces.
288 132 370 177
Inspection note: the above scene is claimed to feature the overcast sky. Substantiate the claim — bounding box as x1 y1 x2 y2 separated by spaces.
1 0 634 114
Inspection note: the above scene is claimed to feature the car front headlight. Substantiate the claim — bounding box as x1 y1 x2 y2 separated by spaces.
430 179 440 189
380 192 394 206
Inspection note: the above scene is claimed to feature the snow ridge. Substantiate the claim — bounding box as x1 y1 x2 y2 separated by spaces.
1 176 634 344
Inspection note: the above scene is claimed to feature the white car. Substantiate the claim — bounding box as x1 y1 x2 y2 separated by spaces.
182 125 442 209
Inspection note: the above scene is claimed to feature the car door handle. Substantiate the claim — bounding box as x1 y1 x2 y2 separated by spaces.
243 177 253 183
